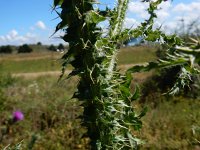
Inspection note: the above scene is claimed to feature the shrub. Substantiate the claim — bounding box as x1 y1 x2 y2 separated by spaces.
144 38 200 101
18 44 33 53
140 63 200 105
0 45 13 54
57 43 64 51
37 42 42 46
48 44 57 51
140 67 181 106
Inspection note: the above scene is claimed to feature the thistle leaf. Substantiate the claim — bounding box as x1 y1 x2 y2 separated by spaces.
85 10 106 24
131 84 140 101
54 0 63 7
137 107 148 119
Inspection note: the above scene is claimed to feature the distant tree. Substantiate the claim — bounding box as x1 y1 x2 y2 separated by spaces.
37 42 42 46
18 44 33 53
174 18 200 42
57 43 64 51
48 44 57 51
0 45 13 54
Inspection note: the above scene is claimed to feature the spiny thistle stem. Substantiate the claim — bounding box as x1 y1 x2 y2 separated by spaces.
109 0 129 37
54 0 142 149
53 0 198 149
106 0 129 80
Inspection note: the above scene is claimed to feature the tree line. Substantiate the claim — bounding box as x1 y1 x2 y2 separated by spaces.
0 43 66 54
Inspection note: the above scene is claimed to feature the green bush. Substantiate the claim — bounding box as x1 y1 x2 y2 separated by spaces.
18 44 33 53
57 43 64 51
0 45 13 54
48 44 57 51
140 67 200 108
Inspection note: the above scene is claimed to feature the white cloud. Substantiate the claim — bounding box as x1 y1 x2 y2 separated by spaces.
172 1 200 22
173 3 191 12
36 21 46 30
172 1 200 13
156 1 171 21
128 1 149 19
0 29 65 46
0 36 5 40
125 0 200 34
9 30 18 38
0 29 38 45
124 18 139 28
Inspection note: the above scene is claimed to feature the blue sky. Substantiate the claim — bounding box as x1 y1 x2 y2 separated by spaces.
0 0 199 45
0 0 54 35
0 0 59 45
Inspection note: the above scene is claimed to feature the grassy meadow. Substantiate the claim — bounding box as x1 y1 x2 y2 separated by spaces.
0 52 62 73
0 45 200 149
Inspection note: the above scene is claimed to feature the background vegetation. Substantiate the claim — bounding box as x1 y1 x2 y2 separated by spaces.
0 43 200 149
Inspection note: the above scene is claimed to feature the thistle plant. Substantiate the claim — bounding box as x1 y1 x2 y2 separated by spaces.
13 111 24 123
1 111 24 144
53 0 199 149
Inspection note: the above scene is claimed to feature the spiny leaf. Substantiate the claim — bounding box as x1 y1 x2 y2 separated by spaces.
131 84 140 101
145 29 161 41
120 85 131 98
127 62 158 73
54 0 64 7
123 72 133 88
52 20 67 36
85 10 106 24
126 132 137 149
137 107 148 119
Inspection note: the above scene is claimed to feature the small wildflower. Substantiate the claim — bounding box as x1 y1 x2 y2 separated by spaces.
13 111 24 122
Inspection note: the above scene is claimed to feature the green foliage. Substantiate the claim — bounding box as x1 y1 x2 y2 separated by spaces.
53 0 200 149
146 38 200 98
57 43 65 51
0 46 13 54
127 34 200 95
48 44 57 51
53 0 145 149
36 42 42 46
18 44 33 53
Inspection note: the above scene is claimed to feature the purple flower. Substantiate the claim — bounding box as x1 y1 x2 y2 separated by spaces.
13 111 24 122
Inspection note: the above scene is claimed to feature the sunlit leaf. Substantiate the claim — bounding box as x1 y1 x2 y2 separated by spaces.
54 0 63 7
85 10 106 24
